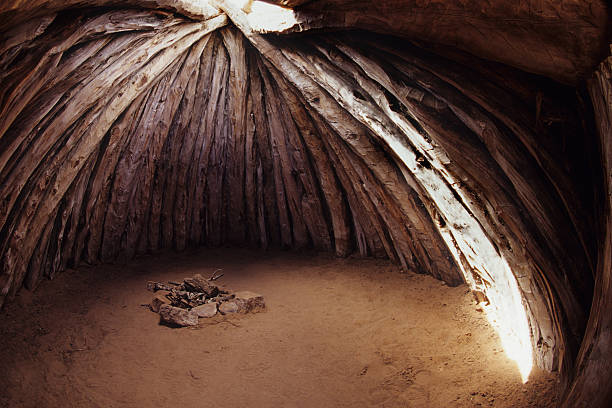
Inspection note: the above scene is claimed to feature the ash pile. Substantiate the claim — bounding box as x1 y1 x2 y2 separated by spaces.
146 270 265 327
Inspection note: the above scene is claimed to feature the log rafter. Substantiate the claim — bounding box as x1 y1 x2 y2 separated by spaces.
0 2 610 407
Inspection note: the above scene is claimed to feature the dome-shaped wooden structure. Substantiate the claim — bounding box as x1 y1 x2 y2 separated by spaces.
0 1 610 406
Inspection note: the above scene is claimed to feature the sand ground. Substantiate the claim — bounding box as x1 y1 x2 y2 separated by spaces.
0 248 559 407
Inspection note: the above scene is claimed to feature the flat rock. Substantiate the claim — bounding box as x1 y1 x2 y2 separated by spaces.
233 291 265 313
158 304 198 327
219 300 240 314
150 290 171 313
192 303 217 318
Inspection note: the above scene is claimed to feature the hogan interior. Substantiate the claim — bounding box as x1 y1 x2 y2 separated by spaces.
0 1 611 407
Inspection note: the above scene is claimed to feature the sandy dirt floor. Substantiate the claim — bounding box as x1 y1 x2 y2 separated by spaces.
0 249 559 407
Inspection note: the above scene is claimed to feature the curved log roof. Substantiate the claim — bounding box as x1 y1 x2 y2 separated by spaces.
0 1 610 406
3 0 608 83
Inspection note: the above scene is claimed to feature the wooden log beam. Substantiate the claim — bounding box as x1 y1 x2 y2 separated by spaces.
248 51 281 248
0 12 228 306
264 65 332 251
216 1 569 381
204 38 230 246
0 11 607 408
562 47 612 408
267 64 350 256
220 27 249 244
186 37 220 247
324 35 586 371
0 0 222 33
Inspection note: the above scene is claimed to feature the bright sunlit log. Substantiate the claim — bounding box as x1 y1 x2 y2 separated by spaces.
223 0 298 32
480 258 534 383
425 195 534 383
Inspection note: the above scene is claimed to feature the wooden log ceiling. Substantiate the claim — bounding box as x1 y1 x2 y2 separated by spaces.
0 1 610 406
0 9 467 300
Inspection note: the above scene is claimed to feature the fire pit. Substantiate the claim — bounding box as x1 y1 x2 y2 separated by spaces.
146 271 265 327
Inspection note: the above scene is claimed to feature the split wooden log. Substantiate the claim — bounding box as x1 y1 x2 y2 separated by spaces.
264 64 333 251
0 12 228 304
248 51 281 248
330 35 592 370
186 37 220 247
220 27 249 244
0 0 223 33
0 10 603 405
266 64 351 256
183 274 219 297
256 36 456 274
203 38 230 246
562 49 612 408
258 58 312 248
213 1 592 380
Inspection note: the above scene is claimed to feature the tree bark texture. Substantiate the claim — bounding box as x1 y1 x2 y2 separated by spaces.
0 9 463 313
561 46 612 408
0 4 609 407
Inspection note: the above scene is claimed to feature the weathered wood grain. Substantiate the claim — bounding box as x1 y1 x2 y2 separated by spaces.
562 48 612 408
1 5 610 407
